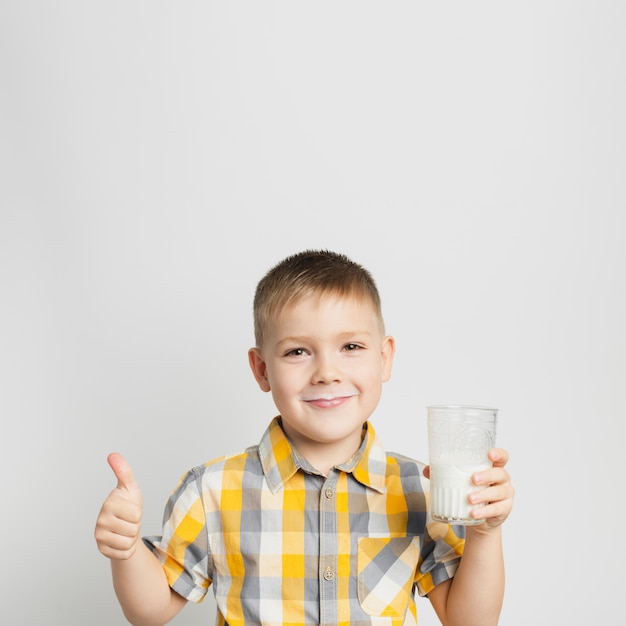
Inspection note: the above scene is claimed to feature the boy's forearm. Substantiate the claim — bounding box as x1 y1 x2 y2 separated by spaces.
444 526 505 626
111 541 186 626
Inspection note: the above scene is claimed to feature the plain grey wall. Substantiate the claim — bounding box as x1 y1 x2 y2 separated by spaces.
1 2 624 624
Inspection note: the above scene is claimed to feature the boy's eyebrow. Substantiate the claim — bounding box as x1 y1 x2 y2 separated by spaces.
275 330 375 347
274 336 309 348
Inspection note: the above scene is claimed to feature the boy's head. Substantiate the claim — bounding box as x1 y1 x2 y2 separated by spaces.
253 250 384 349
249 250 394 473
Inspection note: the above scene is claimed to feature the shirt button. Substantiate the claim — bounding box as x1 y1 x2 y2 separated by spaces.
323 567 335 581
324 487 334 499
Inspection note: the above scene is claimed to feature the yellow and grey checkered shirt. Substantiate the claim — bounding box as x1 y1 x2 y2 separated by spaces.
145 417 464 626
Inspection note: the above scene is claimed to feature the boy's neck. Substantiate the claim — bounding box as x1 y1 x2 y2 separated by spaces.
281 421 366 477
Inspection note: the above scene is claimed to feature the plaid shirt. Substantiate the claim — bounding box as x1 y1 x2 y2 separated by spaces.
145 417 464 626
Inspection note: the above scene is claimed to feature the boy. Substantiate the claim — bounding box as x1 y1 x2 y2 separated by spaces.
95 249 514 626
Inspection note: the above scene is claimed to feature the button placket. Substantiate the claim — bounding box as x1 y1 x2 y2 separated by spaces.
319 472 338 625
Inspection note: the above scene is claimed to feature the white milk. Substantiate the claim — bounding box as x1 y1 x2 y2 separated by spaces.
430 462 488 524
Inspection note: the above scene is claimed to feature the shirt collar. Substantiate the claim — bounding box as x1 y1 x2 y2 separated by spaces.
259 416 387 494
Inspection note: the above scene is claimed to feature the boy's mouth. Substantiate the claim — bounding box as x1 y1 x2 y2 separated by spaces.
299 392 359 408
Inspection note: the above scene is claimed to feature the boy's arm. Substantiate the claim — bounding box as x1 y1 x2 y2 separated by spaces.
110 542 187 626
426 448 514 626
95 453 187 626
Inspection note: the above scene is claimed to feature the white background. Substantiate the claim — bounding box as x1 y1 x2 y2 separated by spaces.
1 2 624 624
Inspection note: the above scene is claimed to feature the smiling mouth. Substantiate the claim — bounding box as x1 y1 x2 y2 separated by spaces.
299 393 359 408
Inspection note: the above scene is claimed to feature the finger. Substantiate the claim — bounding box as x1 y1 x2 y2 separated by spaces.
98 544 139 560
95 529 141 560
473 465 510 487
100 493 143 524
469 482 514 507
488 447 509 466
467 487 514 522
98 517 141 543
107 452 141 498
470 501 511 525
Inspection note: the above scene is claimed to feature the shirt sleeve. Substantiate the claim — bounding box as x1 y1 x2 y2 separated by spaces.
143 467 211 603
414 519 465 597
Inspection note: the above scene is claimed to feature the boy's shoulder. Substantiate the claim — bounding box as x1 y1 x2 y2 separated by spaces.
194 443 261 473
181 444 263 483
384 450 427 476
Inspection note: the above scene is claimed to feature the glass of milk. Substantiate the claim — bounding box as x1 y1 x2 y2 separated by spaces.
427 405 497 525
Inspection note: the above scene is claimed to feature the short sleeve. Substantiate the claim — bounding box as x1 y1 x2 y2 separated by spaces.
143 468 211 603
414 519 465 597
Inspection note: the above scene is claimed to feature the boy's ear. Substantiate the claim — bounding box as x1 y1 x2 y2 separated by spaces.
381 335 395 382
248 347 271 392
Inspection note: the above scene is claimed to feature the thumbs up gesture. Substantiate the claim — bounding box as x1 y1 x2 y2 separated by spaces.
95 453 144 560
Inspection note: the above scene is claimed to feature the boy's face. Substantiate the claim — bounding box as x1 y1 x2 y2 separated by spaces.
248 292 395 472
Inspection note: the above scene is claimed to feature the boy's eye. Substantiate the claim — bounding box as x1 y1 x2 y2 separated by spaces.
285 348 307 357
344 343 362 352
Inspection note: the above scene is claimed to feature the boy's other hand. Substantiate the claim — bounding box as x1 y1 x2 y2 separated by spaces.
94 453 144 560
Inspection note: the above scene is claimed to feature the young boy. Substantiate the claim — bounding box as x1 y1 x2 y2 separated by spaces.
95 249 514 626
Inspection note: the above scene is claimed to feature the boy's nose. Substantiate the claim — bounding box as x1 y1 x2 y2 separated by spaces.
311 354 342 384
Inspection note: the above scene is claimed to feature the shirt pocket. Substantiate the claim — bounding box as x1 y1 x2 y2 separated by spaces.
357 536 421 618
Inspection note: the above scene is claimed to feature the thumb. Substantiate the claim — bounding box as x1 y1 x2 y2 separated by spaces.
107 452 141 498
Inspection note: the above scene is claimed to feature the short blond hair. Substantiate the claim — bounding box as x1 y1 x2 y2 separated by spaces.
253 250 384 347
